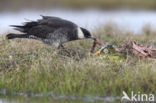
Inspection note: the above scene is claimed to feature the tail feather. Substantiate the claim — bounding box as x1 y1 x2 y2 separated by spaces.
10 25 24 28
10 25 25 32
6 33 29 39
10 21 38 28
10 21 38 32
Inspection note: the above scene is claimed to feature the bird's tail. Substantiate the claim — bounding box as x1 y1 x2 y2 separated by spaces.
6 33 29 39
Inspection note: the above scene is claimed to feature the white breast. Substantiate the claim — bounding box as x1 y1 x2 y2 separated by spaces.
77 27 85 39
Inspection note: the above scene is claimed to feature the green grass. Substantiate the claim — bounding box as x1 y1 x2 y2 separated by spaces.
0 25 156 97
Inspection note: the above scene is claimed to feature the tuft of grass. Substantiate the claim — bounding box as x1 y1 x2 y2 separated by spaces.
0 25 156 97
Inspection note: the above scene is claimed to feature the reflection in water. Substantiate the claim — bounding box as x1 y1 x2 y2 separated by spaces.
1 9 156 34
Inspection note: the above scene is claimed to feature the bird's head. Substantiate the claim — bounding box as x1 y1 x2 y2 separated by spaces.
78 27 95 40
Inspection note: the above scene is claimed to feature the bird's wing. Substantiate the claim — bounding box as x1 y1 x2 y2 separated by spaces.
11 16 77 39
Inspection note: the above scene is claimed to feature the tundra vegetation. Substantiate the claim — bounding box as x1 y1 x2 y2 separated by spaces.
0 24 156 98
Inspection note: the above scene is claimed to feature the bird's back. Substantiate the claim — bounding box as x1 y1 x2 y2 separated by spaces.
11 16 78 39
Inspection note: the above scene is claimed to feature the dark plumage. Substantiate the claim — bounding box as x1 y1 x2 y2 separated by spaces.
6 16 93 48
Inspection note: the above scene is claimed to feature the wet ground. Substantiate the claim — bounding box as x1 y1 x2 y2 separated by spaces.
0 94 120 103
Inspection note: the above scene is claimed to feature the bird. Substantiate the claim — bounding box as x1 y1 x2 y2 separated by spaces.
6 16 94 48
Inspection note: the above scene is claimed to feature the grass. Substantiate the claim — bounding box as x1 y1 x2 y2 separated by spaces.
0 24 156 97
1 0 156 11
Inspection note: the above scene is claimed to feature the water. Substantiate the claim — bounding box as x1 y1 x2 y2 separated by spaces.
0 94 120 103
1 9 156 34
0 89 121 103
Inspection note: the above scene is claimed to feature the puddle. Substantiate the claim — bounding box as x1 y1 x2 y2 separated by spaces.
0 89 120 103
